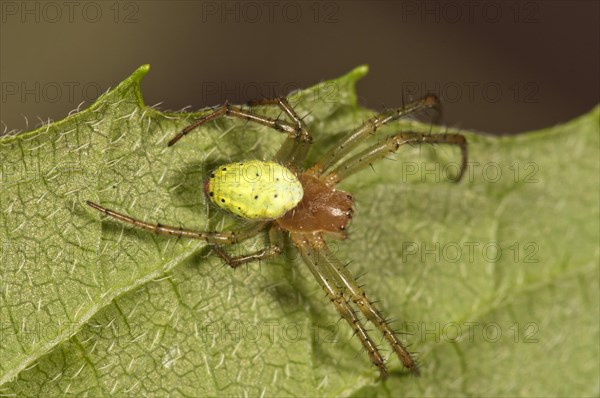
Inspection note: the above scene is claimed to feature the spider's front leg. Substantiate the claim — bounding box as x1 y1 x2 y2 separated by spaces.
310 236 420 375
211 225 284 268
291 233 390 379
325 131 467 185
86 201 266 245
310 95 441 176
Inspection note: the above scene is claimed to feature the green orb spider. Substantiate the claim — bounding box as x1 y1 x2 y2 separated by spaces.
87 94 467 378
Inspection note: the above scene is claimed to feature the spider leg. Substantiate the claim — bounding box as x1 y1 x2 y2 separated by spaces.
168 100 312 162
86 201 266 245
248 97 313 168
211 225 283 268
325 131 467 185
291 233 389 379
310 95 440 175
309 236 420 375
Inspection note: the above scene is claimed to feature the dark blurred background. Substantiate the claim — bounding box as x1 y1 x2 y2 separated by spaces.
1 0 598 135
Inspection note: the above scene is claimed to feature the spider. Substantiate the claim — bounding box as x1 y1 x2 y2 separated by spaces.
86 94 467 379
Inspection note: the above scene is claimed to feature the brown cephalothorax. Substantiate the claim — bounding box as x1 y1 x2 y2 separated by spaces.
277 172 354 237
87 93 467 379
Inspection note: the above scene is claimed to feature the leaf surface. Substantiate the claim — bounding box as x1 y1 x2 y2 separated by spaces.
1 66 598 397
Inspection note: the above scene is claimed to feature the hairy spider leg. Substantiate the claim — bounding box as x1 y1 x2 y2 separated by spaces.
247 97 313 168
211 224 284 268
86 201 266 245
310 236 420 375
325 131 468 185
168 100 313 168
291 233 389 379
168 103 296 147
310 94 441 175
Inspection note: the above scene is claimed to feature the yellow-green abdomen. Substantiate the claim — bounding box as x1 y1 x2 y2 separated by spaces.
206 160 304 220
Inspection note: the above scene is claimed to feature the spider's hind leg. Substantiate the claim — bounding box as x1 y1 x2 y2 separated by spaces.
168 99 310 149
247 97 313 168
86 201 266 245
247 97 311 142
211 225 284 268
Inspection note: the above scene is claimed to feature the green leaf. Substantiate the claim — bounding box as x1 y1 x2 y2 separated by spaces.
1 66 598 397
